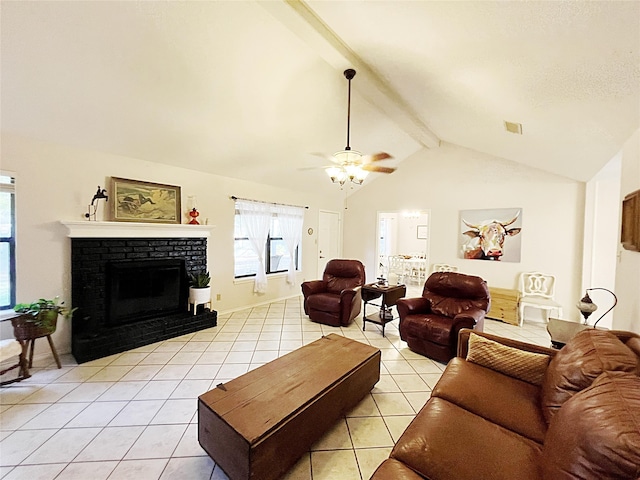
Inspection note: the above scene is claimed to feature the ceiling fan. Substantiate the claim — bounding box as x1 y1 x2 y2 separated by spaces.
314 69 395 186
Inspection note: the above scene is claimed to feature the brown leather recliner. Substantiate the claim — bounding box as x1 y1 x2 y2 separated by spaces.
396 271 490 362
301 259 365 327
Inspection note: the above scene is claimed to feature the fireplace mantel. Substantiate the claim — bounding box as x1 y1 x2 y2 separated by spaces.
61 221 214 238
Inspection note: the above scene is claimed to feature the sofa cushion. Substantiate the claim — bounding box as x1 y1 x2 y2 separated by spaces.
422 272 491 316
433 358 547 443
429 294 483 318
541 329 638 424
400 314 455 346
305 292 341 313
467 333 551 385
542 371 640 480
390 397 543 480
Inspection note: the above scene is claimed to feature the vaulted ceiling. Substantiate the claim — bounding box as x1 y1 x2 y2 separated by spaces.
2 1 639 196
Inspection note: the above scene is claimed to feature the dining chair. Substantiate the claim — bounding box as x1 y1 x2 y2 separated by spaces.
388 255 406 283
518 272 563 326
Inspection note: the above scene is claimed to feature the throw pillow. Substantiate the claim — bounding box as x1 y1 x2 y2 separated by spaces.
542 371 640 480
466 333 551 385
541 329 638 424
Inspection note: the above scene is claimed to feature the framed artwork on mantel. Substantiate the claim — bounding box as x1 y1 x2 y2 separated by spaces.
111 177 181 224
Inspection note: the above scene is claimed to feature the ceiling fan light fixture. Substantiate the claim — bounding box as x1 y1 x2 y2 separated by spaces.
354 166 369 183
326 166 346 185
344 163 359 177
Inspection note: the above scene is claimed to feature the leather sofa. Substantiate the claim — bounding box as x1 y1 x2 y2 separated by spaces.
301 259 365 327
371 327 640 480
397 272 490 363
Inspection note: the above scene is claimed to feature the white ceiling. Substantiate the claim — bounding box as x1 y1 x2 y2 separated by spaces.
2 1 639 196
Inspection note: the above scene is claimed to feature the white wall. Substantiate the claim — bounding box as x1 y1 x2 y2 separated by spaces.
395 213 429 256
581 154 621 329
0 133 343 355
344 142 585 322
614 128 640 334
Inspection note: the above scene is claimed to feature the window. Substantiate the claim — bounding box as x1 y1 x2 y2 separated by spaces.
0 175 16 309
234 214 299 278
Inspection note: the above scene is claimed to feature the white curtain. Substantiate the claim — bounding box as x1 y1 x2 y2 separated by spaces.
273 205 305 284
236 200 272 293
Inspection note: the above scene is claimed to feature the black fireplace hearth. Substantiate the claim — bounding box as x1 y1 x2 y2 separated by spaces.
71 237 216 364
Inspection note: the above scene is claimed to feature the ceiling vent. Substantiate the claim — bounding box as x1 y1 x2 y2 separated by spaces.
504 121 523 135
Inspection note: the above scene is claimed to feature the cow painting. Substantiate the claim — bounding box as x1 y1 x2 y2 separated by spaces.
460 209 522 262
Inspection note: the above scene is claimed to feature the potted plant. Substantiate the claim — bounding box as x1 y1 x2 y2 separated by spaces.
188 271 211 312
12 297 76 339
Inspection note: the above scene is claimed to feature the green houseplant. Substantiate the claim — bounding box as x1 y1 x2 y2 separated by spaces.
188 271 211 313
189 272 211 288
13 297 76 337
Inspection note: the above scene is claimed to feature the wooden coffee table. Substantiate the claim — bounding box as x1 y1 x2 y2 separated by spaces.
198 334 381 480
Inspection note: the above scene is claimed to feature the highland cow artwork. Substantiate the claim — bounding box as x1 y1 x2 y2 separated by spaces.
459 208 522 262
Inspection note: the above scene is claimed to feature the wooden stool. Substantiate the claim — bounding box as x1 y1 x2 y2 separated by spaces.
11 316 62 369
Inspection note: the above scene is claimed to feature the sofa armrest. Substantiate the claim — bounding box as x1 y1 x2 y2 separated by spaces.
301 280 326 297
396 297 431 319
457 328 557 359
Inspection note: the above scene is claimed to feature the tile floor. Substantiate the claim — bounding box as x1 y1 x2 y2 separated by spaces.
0 293 551 480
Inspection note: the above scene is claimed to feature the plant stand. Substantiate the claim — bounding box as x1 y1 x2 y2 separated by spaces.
189 286 212 316
11 315 62 369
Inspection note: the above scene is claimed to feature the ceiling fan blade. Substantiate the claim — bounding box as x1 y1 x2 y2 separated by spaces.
363 152 393 163
362 165 396 174
310 152 340 164
298 165 333 171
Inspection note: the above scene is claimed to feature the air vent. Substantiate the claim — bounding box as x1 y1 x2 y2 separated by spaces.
504 121 523 135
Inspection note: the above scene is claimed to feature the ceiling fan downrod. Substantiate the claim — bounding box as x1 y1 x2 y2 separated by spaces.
344 69 356 151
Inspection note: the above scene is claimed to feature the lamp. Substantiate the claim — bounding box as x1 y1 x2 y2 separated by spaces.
576 288 618 328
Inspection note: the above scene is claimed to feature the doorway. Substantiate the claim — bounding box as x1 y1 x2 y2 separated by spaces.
317 210 341 278
376 210 430 286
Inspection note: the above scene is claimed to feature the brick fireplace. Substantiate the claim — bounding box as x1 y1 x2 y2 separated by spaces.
63 222 217 363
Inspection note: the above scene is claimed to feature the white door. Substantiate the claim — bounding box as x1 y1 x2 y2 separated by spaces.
317 211 340 278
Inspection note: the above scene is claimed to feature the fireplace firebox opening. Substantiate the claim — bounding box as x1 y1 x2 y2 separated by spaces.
107 259 187 326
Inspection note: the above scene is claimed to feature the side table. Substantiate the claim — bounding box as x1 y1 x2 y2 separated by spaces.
361 283 406 337
547 318 590 349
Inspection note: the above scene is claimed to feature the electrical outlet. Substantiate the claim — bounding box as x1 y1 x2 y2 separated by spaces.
216 294 221 301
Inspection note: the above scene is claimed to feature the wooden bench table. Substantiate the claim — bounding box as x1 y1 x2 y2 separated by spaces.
198 334 381 480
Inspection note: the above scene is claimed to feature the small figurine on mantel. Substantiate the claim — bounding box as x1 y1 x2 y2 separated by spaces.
188 207 200 225
85 186 108 221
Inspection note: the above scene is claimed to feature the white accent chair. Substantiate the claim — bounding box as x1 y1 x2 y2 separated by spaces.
431 263 459 273
518 272 563 326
